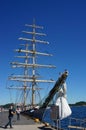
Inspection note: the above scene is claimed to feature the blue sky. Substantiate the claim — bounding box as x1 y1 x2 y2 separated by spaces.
0 0 86 105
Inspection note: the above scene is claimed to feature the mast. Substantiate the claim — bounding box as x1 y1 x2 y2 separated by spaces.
8 20 56 106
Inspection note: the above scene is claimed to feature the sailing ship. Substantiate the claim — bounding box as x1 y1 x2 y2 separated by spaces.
6 20 73 129
7 20 56 107
2 16 84 128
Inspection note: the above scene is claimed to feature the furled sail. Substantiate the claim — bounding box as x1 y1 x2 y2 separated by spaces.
55 97 71 119
55 82 72 119
42 82 72 123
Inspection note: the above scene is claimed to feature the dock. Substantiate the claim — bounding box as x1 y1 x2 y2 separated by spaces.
0 111 53 130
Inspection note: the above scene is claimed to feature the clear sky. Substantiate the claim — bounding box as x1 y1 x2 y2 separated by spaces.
0 0 86 105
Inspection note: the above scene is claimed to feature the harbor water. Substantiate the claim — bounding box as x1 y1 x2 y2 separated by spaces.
43 106 86 129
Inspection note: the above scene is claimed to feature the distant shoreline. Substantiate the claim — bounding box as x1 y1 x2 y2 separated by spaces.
0 101 86 108
69 101 86 106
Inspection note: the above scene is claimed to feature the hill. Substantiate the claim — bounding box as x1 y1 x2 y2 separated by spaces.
69 101 86 106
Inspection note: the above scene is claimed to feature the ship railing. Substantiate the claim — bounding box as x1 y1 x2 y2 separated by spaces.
68 117 86 130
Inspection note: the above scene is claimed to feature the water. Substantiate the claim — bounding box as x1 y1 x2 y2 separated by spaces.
43 106 86 129
61 106 86 129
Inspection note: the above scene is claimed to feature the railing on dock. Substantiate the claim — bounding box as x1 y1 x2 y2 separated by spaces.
68 117 86 130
